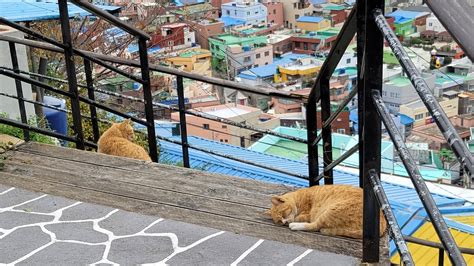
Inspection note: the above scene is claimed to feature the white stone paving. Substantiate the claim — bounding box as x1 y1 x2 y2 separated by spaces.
0 185 358 265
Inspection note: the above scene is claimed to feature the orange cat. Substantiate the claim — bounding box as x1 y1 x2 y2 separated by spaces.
266 184 387 239
97 119 152 162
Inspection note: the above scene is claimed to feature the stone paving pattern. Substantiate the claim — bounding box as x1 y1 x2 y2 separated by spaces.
0 184 358 265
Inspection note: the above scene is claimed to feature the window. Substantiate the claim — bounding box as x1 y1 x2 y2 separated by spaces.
304 43 308 50
226 10 230 15
295 42 301 48
295 14 300 19
254 64 259 68
187 38 191 42
243 56 251 62
429 22 433 27
222 125 227 129
203 124 210 129
247 11 250 15
414 114 424 120
264 51 270 56
293 3 297 8
273 9 276 14
224 139 228 143
346 58 351 64
337 129 346 134
220 139 224 142
255 11 259 14
256 53 261 59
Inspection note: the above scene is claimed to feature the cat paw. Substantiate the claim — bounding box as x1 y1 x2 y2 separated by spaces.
289 222 307 231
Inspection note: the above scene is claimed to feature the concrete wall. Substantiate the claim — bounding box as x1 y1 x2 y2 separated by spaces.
263 2 284 26
0 26 35 121
296 19 331 32
400 97 459 127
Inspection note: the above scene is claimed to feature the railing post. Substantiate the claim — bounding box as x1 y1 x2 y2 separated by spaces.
176 76 190 168
439 248 444 266
58 0 85 150
306 100 319 186
320 76 333 184
8 41 30 141
357 0 384 262
83 59 100 143
138 37 158 162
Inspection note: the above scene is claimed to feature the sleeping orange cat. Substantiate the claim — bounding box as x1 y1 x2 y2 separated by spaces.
98 119 152 162
266 184 387 239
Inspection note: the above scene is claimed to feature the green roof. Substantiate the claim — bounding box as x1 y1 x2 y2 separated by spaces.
386 76 412 87
179 50 209 58
323 4 346 11
383 51 399 65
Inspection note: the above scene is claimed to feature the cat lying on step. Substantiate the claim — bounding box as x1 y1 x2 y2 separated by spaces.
98 119 152 162
266 184 387 239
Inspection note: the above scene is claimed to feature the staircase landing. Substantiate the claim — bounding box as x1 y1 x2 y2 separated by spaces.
0 142 389 265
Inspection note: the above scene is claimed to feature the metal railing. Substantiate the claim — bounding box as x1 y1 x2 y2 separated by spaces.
0 0 473 265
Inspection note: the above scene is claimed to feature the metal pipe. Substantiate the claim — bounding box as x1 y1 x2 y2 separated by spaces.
359 1 384 262
176 76 190 168
0 68 147 126
373 8 474 181
69 0 151 40
138 37 158 162
58 0 85 150
314 143 359 183
368 169 414 266
320 77 333 185
307 5 357 187
83 59 100 143
372 90 465 265
8 42 30 141
403 235 474 255
0 35 306 101
0 66 309 144
323 85 357 129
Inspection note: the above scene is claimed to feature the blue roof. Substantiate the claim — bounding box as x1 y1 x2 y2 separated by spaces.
220 16 245 27
399 113 415 126
127 44 161 54
0 0 121 22
174 0 205 6
239 53 312 79
387 10 427 19
297 16 324 23
158 136 465 255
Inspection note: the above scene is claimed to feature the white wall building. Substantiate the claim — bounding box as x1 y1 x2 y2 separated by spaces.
426 15 446 33
0 26 35 121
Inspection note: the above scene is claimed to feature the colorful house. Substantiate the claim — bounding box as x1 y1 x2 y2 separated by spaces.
208 33 268 73
220 0 267 27
296 16 331 31
386 10 430 38
165 48 212 76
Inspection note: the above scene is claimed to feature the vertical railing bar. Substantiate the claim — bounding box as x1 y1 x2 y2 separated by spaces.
8 41 30 141
368 169 414 266
137 37 158 162
372 8 474 179
320 76 333 184
358 0 384 263
306 100 319 186
176 76 190 168
58 0 85 150
372 90 465 265
439 248 444 266
83 59 100 143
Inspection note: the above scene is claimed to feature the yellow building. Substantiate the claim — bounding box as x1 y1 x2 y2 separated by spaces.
296 16 331 32
399 96 459 127
274 58 322 83
165 48 212 76
391 222 474 265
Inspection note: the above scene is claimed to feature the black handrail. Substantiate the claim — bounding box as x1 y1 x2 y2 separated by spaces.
373 9 474 181
372 90 465 265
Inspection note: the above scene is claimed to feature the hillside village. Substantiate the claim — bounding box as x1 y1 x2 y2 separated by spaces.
0 0 474 265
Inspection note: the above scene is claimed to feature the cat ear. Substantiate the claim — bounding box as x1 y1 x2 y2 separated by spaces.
271 196 285 206
124 118 132 124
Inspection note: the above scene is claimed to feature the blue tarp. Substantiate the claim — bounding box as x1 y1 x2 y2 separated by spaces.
0 0 121 22
297 16 324 23
219 16 245 27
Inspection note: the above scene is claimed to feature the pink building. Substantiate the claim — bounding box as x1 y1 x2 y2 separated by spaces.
263 2 284 27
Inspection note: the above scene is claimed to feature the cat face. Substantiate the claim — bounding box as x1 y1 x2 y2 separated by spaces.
267 196 296 225
117 119 135 141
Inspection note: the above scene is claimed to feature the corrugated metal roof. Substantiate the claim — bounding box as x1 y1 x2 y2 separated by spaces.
391 222 474 265
0 0 121 22
386 10 430 20
158 136 464 209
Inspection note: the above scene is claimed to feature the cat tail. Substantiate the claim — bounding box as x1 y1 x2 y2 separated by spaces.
320 228 362 239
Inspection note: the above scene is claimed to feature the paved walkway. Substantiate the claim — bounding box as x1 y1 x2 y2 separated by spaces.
0 185 358 265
